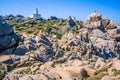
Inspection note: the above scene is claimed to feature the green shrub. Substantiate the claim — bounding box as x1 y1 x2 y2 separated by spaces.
114 70 120 76
52 32 58 35
19 66 31 74
0 64 5 70
26 29 33 34
95 72 106 79
37 26 44 30
16 23 25 28
95 66 110 74
75 30 79 34
26 21 37 25
47 25 54 28
23 66 31 74
57 34 62 39
87 76 98 80
87 73 106 80
14 26 22 32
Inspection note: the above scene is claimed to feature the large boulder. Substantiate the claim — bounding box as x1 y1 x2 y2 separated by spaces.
101 17 109 27
92 29 104 37
67 16 76 27
0 16 19 54
85 12 105 31
107 20 118 29
85 11 101 24
35 44 53 62
34 33 53 62
13 45 28 55
95 39 116 50
0 35 11 48
107 29 117 38
0 16 13 35
35 33 52 47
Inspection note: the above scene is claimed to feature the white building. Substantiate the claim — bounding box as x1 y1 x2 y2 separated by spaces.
30 8 41 20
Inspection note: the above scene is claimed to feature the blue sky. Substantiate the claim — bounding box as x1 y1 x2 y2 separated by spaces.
0 0 120 24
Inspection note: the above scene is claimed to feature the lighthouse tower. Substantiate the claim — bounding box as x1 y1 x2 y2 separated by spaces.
35 8 38 14
30 8 41 20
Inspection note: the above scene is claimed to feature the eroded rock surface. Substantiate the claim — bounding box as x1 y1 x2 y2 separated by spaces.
0 12 120 80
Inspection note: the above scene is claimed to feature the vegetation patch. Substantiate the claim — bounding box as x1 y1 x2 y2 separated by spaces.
113 69 120 76
0 64 5 70
87 72 106 80
95 65 110 75
57 34 62 39
26 29 34 34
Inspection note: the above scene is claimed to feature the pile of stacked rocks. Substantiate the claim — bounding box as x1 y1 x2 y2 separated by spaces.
0 16 53 66
84 11 120 60
0 12 120 80
55 11 120 62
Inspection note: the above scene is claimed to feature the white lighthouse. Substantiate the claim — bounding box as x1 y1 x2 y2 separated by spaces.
30 8 41 20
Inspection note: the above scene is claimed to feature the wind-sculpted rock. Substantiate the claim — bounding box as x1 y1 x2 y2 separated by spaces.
0 17 13 35
85 12 106 32
80 28 89 42
107 20 118 29
92 29 104 37
67 16 76 27
85 12 102 30
1 12 120 80
0 35 11 48
107 29 117 38
35 33 52 47
35 47 53 62
13 45 28 55
101 17 109 27
0 16 19 54
85 11 101 23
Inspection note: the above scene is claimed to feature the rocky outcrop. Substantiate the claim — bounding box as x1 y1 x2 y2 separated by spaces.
12 33 53 62
67 16 76 27
85 11 104 31
0 16 53 65
92 29 104 37
0 16 19 54
1 12 120 80
85 11 118 32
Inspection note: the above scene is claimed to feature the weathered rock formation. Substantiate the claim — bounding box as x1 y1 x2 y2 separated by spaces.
0 16 19 54
0 12 120 80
